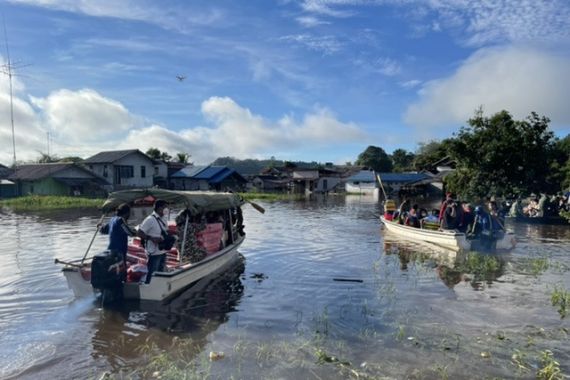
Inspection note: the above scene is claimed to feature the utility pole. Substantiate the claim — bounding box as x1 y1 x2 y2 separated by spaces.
2 21 16 168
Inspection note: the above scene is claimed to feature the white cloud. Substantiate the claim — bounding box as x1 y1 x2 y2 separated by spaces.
7 0 224 31
122 97 366 164
0 72 367 164
404 46 570 129
296 16 330 27
30 89 137 143
280 34 343 55
299 0 570 46
400 79 421 89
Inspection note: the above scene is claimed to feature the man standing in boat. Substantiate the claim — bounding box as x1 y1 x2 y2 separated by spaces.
138 199 169 284
99 203 137 281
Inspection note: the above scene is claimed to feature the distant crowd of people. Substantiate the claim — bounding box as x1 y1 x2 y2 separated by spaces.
507 192 570 218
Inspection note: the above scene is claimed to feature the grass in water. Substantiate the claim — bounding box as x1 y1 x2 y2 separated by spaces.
536 350 563 380
0 195 104 210
551 286 570 319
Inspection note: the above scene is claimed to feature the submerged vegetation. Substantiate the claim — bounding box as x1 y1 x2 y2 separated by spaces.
0 195 104 210
551 286 570 319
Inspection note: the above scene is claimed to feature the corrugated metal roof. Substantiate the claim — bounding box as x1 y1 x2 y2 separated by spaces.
84 149 143 163
193 166 227 180
378 172 431 182
171 165 207 178
347 170 376 182
9 163 76 180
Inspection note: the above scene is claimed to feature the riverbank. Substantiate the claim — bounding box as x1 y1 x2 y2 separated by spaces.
0 192 304 210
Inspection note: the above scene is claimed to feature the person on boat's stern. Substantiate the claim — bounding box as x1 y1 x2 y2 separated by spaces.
138 199 168 284
99 203 136 280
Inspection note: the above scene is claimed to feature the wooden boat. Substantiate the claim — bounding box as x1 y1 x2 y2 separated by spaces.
380 216 516 252
57 189 256 301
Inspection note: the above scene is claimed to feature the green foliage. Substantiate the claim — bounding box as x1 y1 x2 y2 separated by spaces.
355 145 393 172
176 152 191 164
211 156 322 175
145 147 172 162
445 110 558 198
536 350 563 380
0 195 104 209
412 140 453 172
551 286 570 319
391 148 415 172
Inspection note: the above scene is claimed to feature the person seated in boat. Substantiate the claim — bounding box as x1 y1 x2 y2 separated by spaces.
98 203 137 279
138 199 171 284
458 202 474 233
383 199 397 221
439 199 459 230
438 192 454 222
397 198 411 224
508 198 523 217
524 197 540 217
404 204 421 228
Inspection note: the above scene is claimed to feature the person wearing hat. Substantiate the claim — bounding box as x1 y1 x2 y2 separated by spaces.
138 199 170 284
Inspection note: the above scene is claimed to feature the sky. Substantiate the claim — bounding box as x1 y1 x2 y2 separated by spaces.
1 0 569 166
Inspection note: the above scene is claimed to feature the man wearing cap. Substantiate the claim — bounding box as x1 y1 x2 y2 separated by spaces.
138 199 169 284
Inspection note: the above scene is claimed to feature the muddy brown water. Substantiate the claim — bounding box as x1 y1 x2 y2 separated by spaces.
0 195 569 379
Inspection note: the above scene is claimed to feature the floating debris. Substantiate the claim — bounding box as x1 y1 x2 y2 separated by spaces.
209 351 225 361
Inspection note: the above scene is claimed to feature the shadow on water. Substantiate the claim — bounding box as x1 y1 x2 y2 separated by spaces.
89 255 245 371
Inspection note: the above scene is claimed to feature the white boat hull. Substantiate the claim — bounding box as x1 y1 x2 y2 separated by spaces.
380 217 515 252
62 235 244 301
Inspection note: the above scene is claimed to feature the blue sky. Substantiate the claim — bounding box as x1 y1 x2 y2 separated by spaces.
1 0 569 165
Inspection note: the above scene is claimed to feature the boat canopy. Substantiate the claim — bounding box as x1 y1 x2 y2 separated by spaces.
101 189 244 214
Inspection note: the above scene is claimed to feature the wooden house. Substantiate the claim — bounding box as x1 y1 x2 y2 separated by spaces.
84 149 155 191
9 163 106 196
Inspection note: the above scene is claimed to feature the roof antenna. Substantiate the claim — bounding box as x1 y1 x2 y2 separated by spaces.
1 18 16 169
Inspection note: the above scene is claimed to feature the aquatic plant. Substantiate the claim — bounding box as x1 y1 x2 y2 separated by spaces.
0 195 104 209
550 286 570 319
536 350 563 380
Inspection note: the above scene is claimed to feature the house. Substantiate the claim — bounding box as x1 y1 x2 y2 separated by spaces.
250 175 290 192
83 149 155 190
345 170 379 196
291 169 319 194
8 163 107 196
0 164 16 198
152 160 185 189
313 168 343 193
377 172 432 196
171 165 247 191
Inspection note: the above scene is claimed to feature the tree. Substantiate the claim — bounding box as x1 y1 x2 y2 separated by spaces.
412 140 453 172
176 152 191 164
145 147 172 162
445 110 558 198
37 152 59 163
355 146 393 172
391 149 415 172
146 147 162 160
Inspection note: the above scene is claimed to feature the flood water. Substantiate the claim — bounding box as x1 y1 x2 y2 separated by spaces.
1 196 569 379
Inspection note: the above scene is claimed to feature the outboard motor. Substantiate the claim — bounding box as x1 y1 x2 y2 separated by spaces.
91 250 124 302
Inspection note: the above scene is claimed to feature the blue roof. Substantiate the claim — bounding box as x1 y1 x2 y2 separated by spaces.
171 165 207 178
193 166 227 180
378 172 430 183
347 170 376 182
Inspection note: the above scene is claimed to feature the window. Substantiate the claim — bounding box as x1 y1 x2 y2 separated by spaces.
103 165 108 177
154 166 159 176
323 179 328 190
118 166 134 178
141 165 146 178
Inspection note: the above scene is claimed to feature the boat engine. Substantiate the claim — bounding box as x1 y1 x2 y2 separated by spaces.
91 250 123 292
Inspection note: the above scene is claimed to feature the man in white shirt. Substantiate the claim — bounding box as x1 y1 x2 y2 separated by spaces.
138 199 168 284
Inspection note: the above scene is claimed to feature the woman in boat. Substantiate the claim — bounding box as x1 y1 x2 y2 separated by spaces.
440 199 458 230
404 204 421 228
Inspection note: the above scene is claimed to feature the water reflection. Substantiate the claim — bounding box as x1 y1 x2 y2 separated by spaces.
90 256 245 370
383 234 506 290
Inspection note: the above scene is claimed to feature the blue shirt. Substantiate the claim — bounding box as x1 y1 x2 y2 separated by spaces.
107 216 130 254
